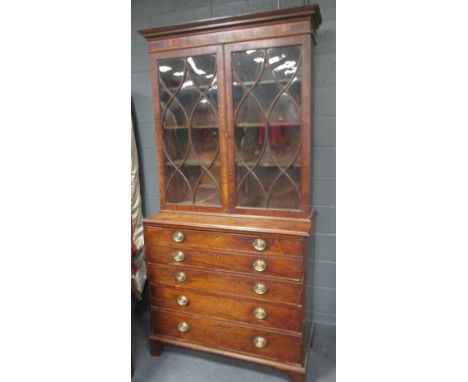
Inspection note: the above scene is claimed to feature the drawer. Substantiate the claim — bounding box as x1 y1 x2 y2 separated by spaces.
151 308 303 364
144 226 302 257
146 245 303 280
148 263 303 305
151 285 303 332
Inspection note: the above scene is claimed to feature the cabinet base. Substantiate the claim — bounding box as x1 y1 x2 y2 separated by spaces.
286 370 306 382
149 323 314 381
150 339 163 357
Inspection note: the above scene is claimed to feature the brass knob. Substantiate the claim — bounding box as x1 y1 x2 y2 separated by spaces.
253 238 267 251
253 307 267 320
177 321 190 333
177 295 189 306
172 231 185 243
175 272 186 282
252 259 267 272
172 250 185 262
253 336 267 348
253 282 267 295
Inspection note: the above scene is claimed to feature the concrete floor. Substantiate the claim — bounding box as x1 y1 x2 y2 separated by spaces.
132 303 335 382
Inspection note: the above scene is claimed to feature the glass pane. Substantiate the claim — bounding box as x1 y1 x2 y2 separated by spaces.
165 169 191 204
232 45 303 210
192 128 219 164
235 125 266 164
289 79 301 107
236 96 265 126
187 55 216 88
158 54 221 206
162 126 189 162
252 81 281 113
269 168 301 209
267 46 302 82
232 49 265 84
236 167 268 208
158 58 185 88
269 125 301 166
162 94 187 128
269 92 300 124
192 97 218 128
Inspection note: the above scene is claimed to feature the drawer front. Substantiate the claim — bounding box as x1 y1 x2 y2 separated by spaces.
146 245 303 280
152 308 303 364
151 285 303 332
144 226 302 257
148 263 303 305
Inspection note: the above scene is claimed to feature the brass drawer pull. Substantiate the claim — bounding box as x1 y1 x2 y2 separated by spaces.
177 295 189 306
175 272 186 282
252 259 267 272
172 250 185 262
252 307 267 320
253 282 267 295
177 321 190 333
253 336 267 348
253 238 267 251
172 231 185 243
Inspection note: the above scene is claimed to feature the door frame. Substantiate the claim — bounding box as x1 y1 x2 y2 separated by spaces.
149 44 230 213
223 34 312 218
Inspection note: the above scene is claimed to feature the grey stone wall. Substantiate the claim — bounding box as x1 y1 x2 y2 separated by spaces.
132 0 336 336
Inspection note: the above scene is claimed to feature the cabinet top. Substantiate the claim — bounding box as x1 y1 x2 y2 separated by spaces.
143 210 317 238
139 5 321 41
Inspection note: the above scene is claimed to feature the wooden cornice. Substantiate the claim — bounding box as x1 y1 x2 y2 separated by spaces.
139 5 322 41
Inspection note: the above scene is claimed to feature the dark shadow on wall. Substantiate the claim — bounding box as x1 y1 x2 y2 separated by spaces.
131 97 148 216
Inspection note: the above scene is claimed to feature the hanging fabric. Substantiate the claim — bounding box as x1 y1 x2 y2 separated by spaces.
131 119 147 300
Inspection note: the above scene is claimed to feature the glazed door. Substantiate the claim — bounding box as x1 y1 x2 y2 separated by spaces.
151 46 228 212
224 36 311 217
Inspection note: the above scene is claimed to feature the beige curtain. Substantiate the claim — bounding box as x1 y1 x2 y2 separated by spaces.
131 121 147 300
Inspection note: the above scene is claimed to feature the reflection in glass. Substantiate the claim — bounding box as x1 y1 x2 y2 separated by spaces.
267 46 301 82
232 45 303 210
232 49 265 83
269 92 300 124
158 54 220 206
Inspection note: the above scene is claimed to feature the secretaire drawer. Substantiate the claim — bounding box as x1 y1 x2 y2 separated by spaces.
144 226 303 257
150 285 303 332
151 308 303 364
148 263 303 305
146 245 303 280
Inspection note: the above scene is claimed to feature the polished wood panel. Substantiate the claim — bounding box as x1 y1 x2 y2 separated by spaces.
150 321 314 375
144 226 303 256
148 263 303 305
151 308 303 364
148 21 314 53
150 285 303 332
144 210 315 237
146 244 303 280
